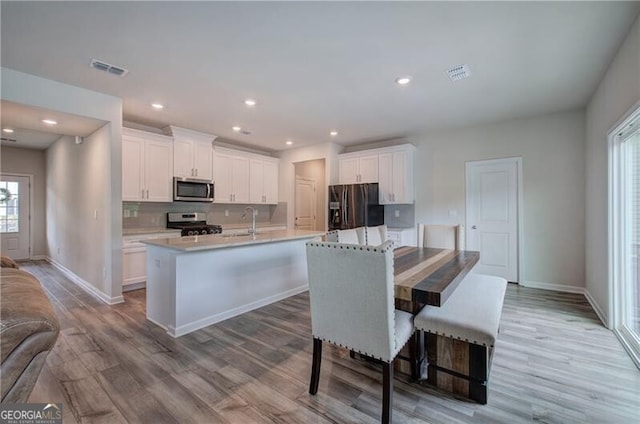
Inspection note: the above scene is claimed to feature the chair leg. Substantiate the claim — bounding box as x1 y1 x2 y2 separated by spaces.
382 361 393 424
309 338 322 395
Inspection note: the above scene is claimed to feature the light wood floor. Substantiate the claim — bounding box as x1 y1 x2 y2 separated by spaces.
21 261 640 423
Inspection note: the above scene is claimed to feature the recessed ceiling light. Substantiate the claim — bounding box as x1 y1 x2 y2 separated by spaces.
42 119 57 125
244 99 257 107
151 103 164 110
232 126 242 132
395 76 411 85
2 128 14 133
330 131 338 137
286 140 293 145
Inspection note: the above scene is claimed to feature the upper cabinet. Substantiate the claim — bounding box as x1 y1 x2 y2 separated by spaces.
249 157 279 204
165 126 217 180
338 153 378 184
338 144 415 204
214 147 278 204
378 145 415 204
123 128 173 202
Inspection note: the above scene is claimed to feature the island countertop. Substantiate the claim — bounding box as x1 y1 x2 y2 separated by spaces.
141 229 324 252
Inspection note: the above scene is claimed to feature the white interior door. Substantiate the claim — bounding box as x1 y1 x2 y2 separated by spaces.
0 175 30 260
295 177 316 230
466 158 521 282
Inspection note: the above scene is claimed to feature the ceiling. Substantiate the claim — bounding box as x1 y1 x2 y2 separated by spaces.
1 2 639 152
0 101 106 149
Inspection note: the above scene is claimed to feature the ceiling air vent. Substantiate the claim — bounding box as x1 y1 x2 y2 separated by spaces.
90 59 129 77
446 64 471 82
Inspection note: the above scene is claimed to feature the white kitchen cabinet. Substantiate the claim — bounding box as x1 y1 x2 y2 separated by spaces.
122 231 181 291
122 128 173 202
378 145 415 204
338 153 379 184
123 242 146 290
387 227 416 247
165 126 217 180
213 147 251 203
249 158 279 204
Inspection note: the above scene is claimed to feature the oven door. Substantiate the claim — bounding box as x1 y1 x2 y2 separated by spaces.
173 177 214 202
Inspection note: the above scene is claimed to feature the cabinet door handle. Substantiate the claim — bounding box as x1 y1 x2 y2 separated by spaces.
195 168 198 177
146 189 149 199
141 189 145 199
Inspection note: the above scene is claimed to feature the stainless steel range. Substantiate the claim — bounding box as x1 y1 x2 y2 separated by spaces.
167 212 222 236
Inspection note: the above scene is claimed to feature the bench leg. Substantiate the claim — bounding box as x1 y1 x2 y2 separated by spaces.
468 343 488 404
424 333 490 404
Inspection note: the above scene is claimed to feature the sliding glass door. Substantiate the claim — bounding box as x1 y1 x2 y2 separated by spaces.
610 106 640 367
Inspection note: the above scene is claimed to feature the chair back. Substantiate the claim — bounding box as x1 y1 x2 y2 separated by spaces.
306 240 397 361
364 225 387 246
326 228 362 244
418 224 465 250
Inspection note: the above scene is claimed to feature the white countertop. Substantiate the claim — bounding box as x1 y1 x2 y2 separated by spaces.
141 229 324 252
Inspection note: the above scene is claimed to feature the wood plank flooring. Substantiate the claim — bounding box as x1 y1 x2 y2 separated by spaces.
19 261 640 423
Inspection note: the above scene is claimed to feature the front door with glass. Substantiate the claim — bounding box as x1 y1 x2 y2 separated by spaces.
0 175 30 260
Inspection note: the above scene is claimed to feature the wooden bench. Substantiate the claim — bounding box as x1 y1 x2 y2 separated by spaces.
414 273 507 404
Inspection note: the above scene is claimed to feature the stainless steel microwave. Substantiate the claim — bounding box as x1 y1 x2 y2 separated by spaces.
173 177 214 202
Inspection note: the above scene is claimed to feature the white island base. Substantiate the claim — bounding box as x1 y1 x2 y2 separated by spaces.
144 231 322 337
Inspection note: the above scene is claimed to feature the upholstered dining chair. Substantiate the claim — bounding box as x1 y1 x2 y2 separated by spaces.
306 240 415 424
364 225 388 246
417 224 465 250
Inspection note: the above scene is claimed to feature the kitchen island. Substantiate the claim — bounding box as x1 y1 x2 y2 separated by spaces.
142 229 324 337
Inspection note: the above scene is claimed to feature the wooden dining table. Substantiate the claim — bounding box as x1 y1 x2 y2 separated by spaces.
391 246 480 377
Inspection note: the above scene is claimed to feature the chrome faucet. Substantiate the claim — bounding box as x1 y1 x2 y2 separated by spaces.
242 206 257 235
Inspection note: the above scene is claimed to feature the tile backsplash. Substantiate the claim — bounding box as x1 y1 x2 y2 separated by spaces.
383 204 415 229
123 202 287 230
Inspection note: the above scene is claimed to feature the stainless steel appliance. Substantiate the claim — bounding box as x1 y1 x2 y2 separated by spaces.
167 212 222 236
173 177 214 202
328 183 383 230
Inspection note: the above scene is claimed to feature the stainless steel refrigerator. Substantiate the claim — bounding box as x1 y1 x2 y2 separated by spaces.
328 183 384 230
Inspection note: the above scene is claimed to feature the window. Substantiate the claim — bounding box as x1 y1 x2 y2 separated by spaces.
610 104 640 368
0 180 20 233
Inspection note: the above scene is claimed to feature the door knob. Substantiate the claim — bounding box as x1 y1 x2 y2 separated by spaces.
472 225 477 229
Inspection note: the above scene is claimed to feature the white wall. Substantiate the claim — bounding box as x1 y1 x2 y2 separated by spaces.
47 127 111 297
1 68 123 302
0 147 47 257
278 142 341 230
585 16 640 326
410 110 586 288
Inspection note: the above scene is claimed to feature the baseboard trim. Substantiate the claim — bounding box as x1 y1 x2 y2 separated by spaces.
613 327 640 370
584 289 608 328
123 281 146 292
45 257 124 305
520 280 585 294
30 255 48 261
168 285 309 337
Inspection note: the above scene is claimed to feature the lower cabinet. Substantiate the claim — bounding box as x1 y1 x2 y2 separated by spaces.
122 232 181 292
123 242 147 291
387 227 416 247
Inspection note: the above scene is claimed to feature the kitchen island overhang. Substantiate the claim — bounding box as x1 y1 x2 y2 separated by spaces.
142 230 324 337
